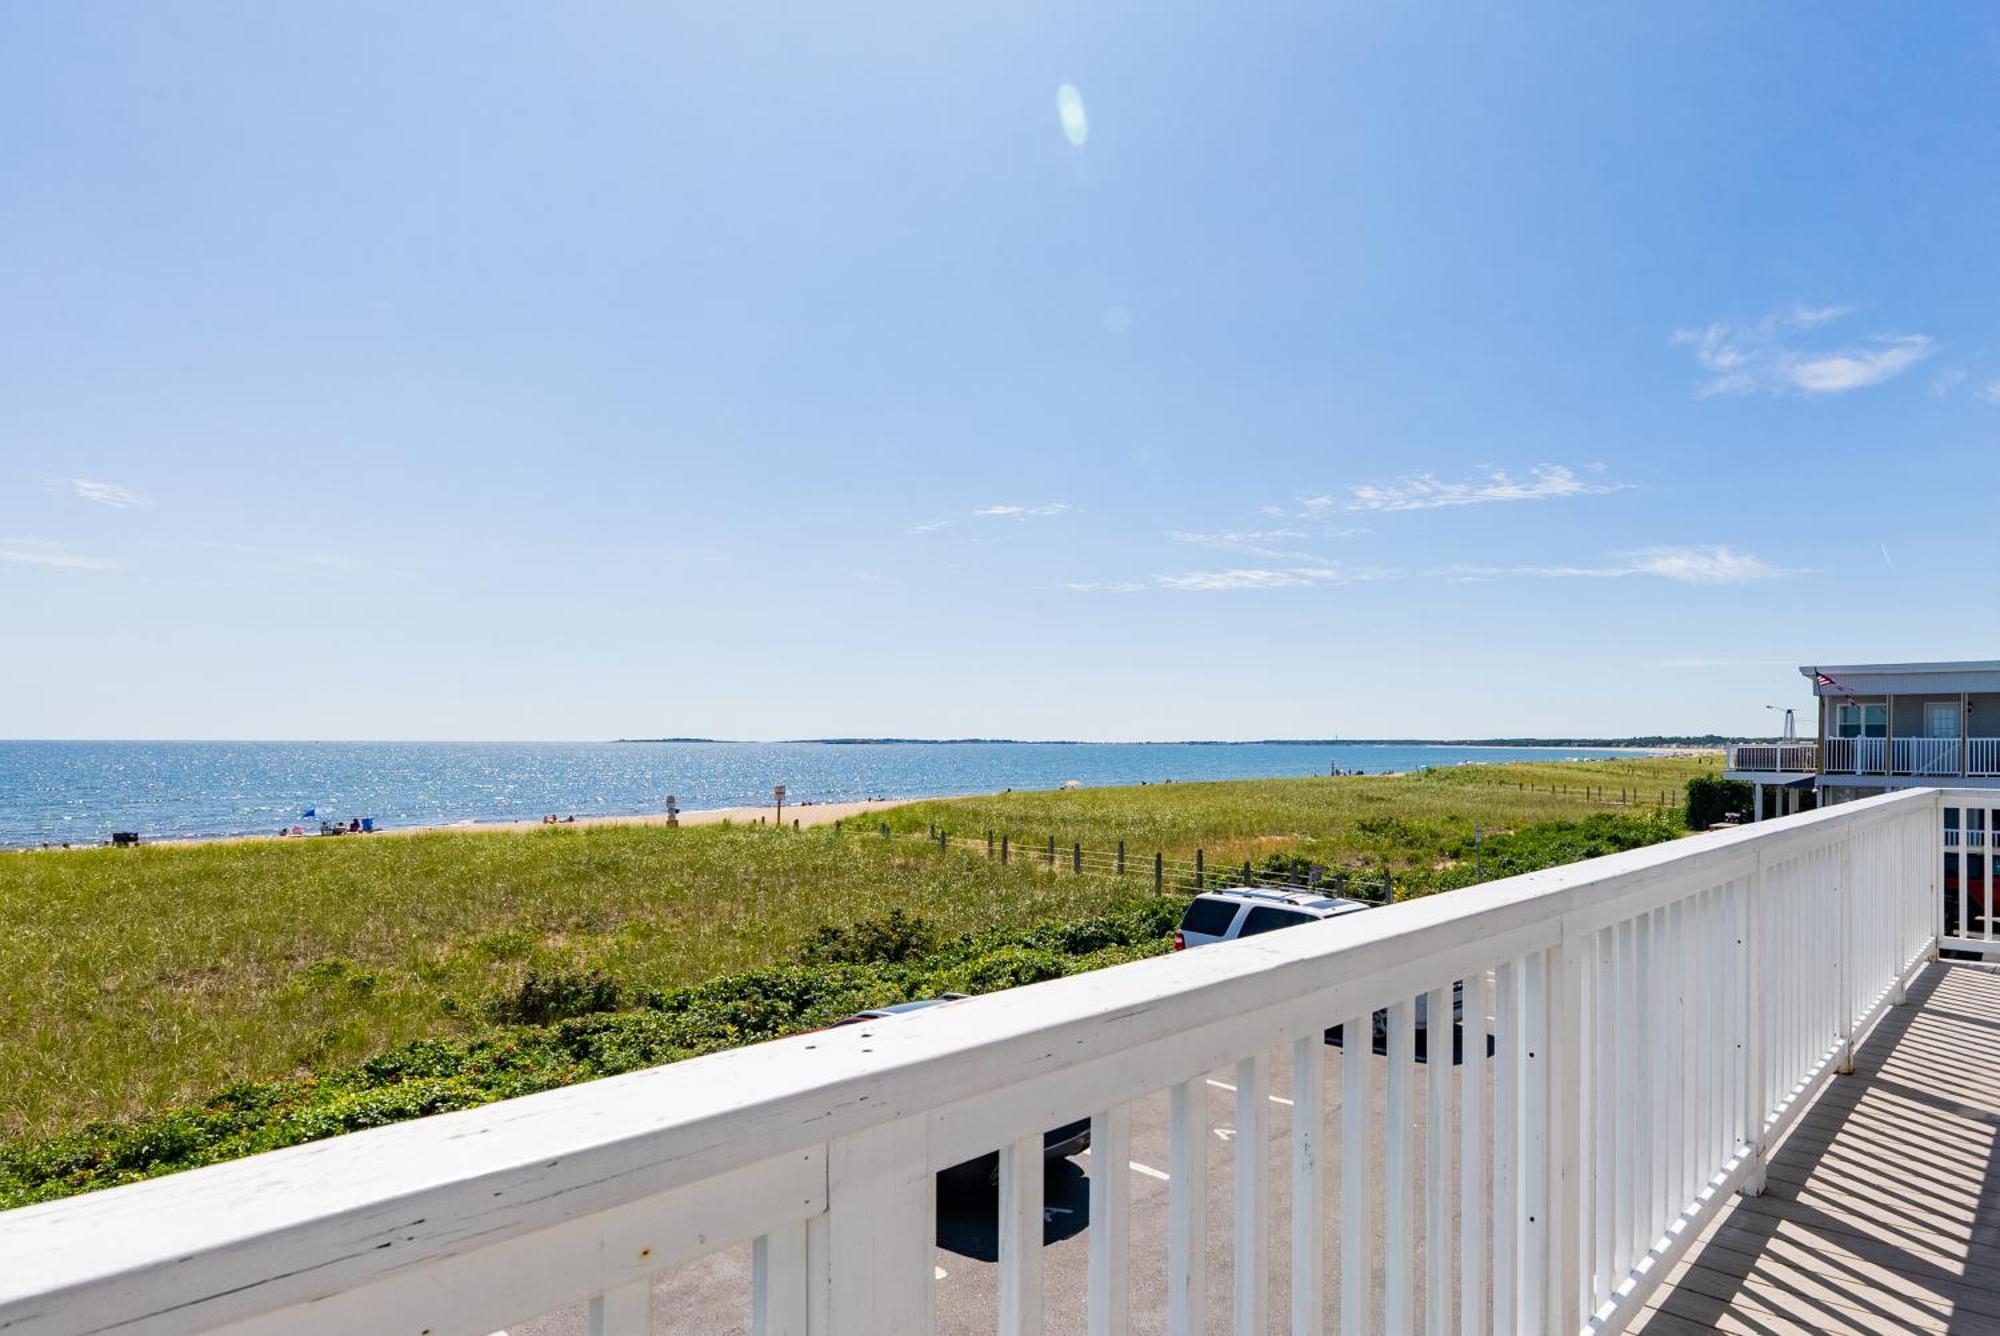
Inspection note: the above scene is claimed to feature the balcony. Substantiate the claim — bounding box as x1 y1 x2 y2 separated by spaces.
1 790 1992 1336
1818 737 2000 778
1723 741 1819 774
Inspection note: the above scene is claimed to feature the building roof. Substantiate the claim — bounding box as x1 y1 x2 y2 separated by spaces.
1801 661 2000 695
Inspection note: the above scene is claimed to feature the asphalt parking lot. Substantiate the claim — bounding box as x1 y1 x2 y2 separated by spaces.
506 1039 1492 1335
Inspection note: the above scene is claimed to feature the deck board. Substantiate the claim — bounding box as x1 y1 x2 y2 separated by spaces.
1633 961 2000 1335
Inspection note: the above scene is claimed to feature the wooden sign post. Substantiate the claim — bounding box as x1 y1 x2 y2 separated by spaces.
774 785 786 826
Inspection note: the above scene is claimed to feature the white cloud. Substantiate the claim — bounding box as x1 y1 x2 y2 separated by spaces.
1155 565 1392 592
68 479 147 509
906 519 950 535
1167 528 1316 559
1334 464 1627 514
1436 545 1793 586
1789 338 1933 393
1977 381 2000 407
1060 579 1147 594
1625 545 1785 583
0 539 118 572
974 502 1070 519
1673 306 1932 396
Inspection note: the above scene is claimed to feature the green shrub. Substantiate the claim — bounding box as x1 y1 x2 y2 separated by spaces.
1685 775 1752 830
496 968 624 1024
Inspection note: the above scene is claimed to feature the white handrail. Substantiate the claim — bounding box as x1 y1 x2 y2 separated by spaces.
0 791 1947 1336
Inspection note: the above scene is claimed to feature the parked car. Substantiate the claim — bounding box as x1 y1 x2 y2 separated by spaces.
1174 888 1486 1064
830 996 1092 1186
1172 887 1374 950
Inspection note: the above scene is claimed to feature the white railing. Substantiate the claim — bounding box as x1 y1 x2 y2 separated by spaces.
1893 736 1962 777
1822 735 1885 774
1724 741 1818 773
0 792 1945 1336
1942 790 2000 954
1969 738 2000 778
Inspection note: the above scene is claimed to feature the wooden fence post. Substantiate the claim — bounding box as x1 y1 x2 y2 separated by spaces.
1047 835 1056 867
1195 849 1204 889
1154 851 1163 891
1001 835 1010 864
1073 842 1082 874
1242 859 1252 886
1382 867 1394 902
987 830 994 858
1117 840 1126 875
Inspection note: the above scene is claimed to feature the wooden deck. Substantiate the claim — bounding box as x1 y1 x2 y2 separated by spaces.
1633 961 2000 1334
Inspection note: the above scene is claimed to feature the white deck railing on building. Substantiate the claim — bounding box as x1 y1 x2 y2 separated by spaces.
1722 741 1818 773
0 790 1956 1336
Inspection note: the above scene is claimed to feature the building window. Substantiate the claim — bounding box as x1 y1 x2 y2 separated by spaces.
1927 702 1961 739
1834 703 1887 738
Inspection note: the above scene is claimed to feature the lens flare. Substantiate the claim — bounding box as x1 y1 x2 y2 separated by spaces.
1057 84 1088 147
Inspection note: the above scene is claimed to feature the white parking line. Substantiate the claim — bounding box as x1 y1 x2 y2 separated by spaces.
1081 1148 1171 1181
1205 1077 1294 1107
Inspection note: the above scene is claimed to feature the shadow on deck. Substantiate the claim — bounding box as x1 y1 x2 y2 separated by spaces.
1634 961 2000 1334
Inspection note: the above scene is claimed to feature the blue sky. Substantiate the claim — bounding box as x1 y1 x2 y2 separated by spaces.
4 4 1996 741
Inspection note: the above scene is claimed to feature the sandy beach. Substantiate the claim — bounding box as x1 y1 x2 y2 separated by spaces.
93 797 925 851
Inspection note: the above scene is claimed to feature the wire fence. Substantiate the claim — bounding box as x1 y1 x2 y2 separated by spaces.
822 821 1398 901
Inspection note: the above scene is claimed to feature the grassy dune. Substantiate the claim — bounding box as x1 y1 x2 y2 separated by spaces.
881 754 1714 870
0 755 1712 1143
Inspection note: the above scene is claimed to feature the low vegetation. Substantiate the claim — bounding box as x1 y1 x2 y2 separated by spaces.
0 754 1711 1203
0 902 1178 1208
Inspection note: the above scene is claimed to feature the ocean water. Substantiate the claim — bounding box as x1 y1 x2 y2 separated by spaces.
0 740 1656 848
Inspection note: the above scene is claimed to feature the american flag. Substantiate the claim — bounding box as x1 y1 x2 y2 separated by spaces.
1813 669 1857 705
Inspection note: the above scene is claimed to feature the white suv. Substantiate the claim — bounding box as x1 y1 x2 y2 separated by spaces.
1174 887 1481 1065
1173 887 1373 950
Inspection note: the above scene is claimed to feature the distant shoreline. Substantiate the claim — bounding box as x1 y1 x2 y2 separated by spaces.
615 737 1732 748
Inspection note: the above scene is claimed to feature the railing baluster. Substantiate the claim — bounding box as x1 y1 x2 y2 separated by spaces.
1343 1012 1374 1336
1088 1105 1131 1336
1386 999 1414 1336
589 1281 653 1336
1461 971 1488 1336
999 1132 1045 1336
827 1119 933 1336
1491 963 1516 1336
1167 1078 1207 1336
1614 918 1635 1279
1235 1054 1270 1336
1293 1035 1327 1336
1425 985 1450 1336
1741 853 1767 1198
1518 951 1548 1336
753 1222 809 1336
1591 931 1613 1310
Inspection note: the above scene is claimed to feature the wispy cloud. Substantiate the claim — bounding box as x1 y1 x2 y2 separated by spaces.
906 519 950 535
1673 306 1932 396
0 539 119 572
1166 528 1322 560
1155 565 1393 592
1060 579 1148 594
974 502 1070 519
1977 381 2000 407
1437 545 1794 586
1314 464 1627 514
66 479 148 509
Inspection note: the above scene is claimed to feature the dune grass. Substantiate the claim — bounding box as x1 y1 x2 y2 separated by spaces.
0 754 1712 1143
0 823 1132 1140
879 754 1715 871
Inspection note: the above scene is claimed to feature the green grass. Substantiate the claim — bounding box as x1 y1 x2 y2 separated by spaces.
0 754 1711 1146
0 823 1138 1140
880 754 1713 872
